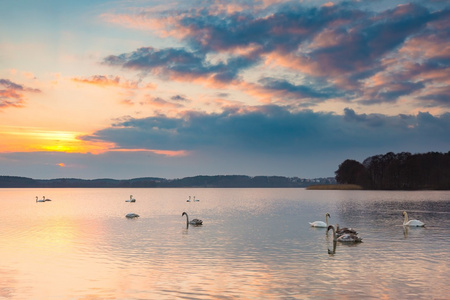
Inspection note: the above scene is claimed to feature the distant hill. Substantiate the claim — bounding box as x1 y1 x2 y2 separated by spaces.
0 175 335 188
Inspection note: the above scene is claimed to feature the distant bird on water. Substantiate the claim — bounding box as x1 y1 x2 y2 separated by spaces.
36 196 45 203
126 195 136 202
126 213 139 219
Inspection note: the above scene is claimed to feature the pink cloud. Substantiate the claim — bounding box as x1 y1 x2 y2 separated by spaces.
0 79 41 109
72 75 151 89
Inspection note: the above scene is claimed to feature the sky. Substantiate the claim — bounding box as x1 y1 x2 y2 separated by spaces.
0 0 449 180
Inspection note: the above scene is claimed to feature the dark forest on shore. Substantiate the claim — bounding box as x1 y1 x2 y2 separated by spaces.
335 151 450 190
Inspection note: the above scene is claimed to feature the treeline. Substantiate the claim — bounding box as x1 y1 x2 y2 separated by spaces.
335 151 450 190
0 175 335 188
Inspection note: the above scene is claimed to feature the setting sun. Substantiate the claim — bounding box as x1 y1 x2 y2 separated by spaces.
0 126 112 154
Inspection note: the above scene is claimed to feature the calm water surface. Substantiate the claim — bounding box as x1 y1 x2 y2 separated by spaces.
0 188 449 299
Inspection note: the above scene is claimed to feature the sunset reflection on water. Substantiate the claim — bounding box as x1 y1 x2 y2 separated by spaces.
0 188 449 299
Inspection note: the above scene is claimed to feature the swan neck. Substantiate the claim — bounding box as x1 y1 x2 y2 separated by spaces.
183 212 189 227
403 212 408 224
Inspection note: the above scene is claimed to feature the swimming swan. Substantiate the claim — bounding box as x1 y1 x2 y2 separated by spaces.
186 196 191 202
309 213 330 228
193 196 199 202
327 225 362 243
336 224 358 237
125 213 139 219
402 211 425 227
43 196 51 201
182 212 203 227
126 195 136 202
36 196 45 203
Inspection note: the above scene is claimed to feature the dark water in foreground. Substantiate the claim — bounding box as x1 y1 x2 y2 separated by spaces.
0 188 449 299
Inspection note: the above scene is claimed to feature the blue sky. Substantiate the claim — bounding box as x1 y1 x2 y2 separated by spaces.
0 0 449 179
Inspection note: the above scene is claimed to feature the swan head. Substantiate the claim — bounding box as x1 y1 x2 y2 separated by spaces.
326 213 331 218
327 225 335 233
182 212 187 217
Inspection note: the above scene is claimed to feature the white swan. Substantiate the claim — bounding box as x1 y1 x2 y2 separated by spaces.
403 211 425 227
186 196 191 202
182 212 203 227
35 196 45 203
193 196 199 202
309 213 330 227
125 213 139 219
327 225 362 243
126 195 136 202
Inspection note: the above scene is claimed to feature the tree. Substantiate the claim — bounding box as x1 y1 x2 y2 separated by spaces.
335 159 367 185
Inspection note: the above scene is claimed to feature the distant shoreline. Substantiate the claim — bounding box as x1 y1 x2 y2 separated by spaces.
0 175 336 188
306 184 364 190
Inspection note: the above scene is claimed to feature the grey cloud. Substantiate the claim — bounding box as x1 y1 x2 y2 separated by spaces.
82 106 450 155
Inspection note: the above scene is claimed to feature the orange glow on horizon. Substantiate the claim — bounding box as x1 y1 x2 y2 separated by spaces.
109 148 190 157
0 127 114 154
0 126 190 157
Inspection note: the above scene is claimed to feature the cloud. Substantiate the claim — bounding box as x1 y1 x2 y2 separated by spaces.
81 106 450 157
139 95 185 109
102 2 449 109
103 46 258 85
0 79 41 109
252 77 342 106
72 75 156 89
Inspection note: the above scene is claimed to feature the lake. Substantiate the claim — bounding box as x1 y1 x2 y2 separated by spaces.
0 188 449 299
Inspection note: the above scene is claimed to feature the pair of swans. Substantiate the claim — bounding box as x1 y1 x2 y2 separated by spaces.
35 196 51 202
186 196 200 202
182 212 203 228
403 211 425 227
327 225 362 243
125 195 136 202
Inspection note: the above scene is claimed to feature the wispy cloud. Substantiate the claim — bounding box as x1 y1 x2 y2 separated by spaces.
72 75 156 90
0 79 41 109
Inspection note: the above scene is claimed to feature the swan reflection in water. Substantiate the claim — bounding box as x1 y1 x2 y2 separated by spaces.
402 224 425 239
328 241 337 255
182 212 203 228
